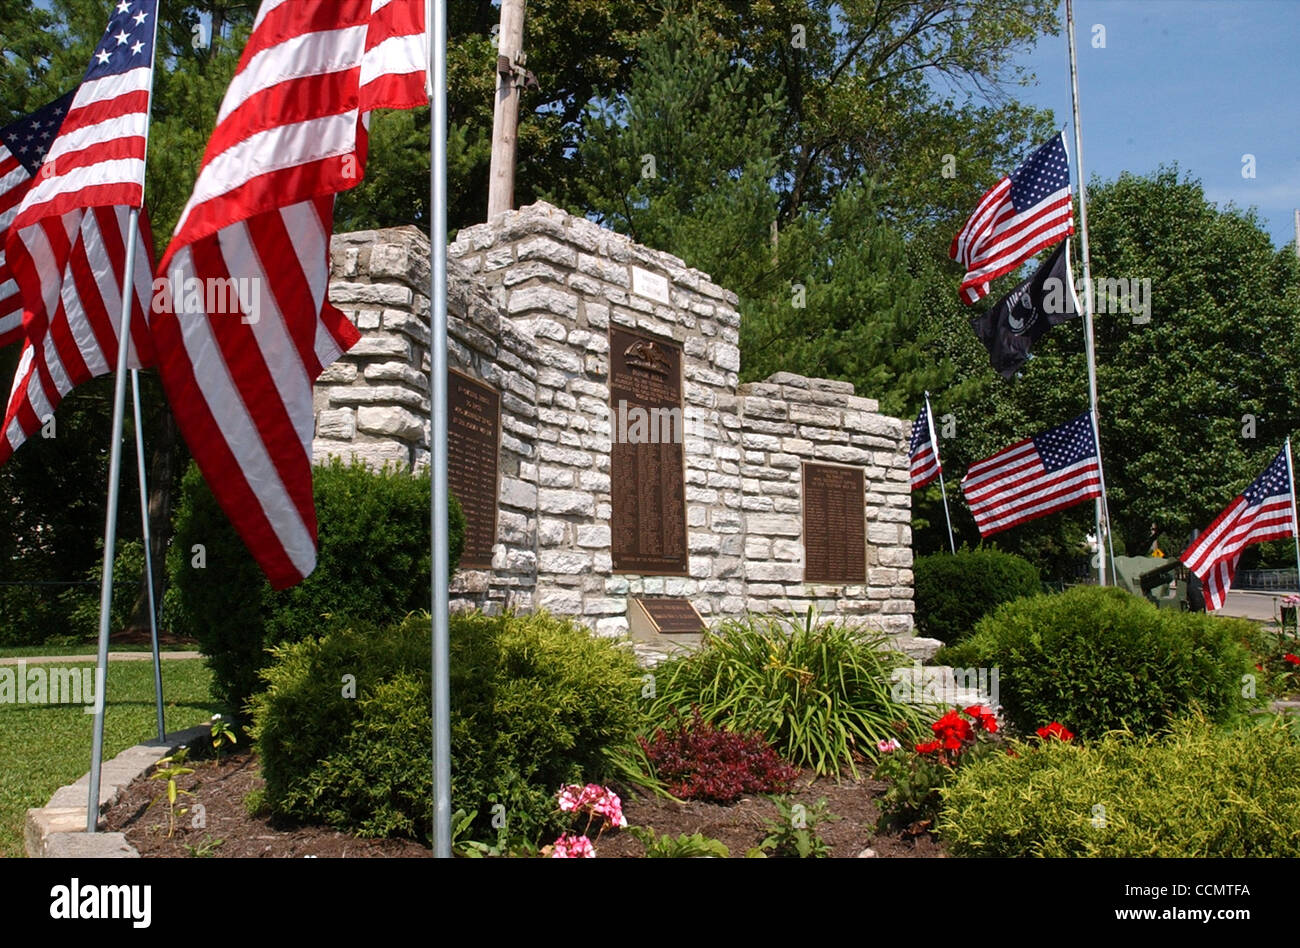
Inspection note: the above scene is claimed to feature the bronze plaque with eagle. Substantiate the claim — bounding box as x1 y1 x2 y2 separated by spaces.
608 327 688 574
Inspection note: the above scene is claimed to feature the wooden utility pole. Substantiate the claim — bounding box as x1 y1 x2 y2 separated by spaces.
487 0 526 219
1294 208 1299 259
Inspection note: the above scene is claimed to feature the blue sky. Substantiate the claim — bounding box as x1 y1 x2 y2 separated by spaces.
1008 0 1300 249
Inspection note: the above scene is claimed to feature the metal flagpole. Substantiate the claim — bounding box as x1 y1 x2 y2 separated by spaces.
427 0 452 859
924 391 956 553
1066 0 1116 586
87 3 163 834
131 370 165 741
1285 437 1300 595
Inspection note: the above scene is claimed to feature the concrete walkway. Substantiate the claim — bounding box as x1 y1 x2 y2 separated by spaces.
0 650 201 666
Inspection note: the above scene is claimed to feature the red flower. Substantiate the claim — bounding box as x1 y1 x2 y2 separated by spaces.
1036 721 1074 742
1284 654 1300 666
932 710 974 744
963 704 999 733
915 740 942 755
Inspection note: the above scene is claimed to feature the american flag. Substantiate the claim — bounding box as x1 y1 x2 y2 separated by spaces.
909 401 941 490
0 0 158 465
1180 449 1296 611
961 412 1101 537
950 133 1075 305
0 92 76 347
150 0 427 589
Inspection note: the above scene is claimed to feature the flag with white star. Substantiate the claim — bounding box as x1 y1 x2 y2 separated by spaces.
0 91 76 345
1181 449 1297 611
961 412 1101 537
950 132 1075 305
0 0 159 465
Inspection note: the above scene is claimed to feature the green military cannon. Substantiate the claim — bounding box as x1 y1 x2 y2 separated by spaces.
1107 555 1205 612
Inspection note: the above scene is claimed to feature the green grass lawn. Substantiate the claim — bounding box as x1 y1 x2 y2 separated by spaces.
0 643 199 659
0 658 220 858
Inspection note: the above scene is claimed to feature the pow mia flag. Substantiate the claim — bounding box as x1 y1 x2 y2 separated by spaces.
969 238 1081 379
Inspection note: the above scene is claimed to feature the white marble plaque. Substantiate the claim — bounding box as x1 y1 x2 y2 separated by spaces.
631 266 671 304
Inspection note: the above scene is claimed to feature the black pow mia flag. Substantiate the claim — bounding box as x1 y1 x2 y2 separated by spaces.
969 238 1081 379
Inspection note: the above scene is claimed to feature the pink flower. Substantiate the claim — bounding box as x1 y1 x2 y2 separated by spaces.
550 834 595 858
556 783 627 827
593 789 627 828
877 738 901 754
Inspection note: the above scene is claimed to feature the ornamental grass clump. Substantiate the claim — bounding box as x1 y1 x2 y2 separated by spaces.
645 610 922 776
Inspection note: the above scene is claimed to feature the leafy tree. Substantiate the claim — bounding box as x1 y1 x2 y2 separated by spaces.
575 7 947 416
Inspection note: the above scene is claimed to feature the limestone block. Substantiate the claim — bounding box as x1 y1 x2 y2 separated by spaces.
350 335 411 359
508 284 579 319
500 476 537 511
576 524 611 548
316 408 355 440
318 362 359 384
363 362 427 389
538 489 595 516
329 282 413 306
538 550 593 574
357 406 424 441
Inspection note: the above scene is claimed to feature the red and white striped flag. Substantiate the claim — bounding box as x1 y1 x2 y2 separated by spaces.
961 413 1101 537
0 92 77 348
1180 449 1295 611
0 0 159 465
909 401 941 490
950 133 1074 305
150 0 427 589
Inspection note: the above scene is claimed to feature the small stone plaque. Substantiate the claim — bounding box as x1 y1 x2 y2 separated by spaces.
609 327 688 575
802 462 866 584
629 597 705 635
631 265 671 304
448 369 500 569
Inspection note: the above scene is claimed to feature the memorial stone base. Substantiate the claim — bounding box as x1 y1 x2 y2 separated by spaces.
315 202 916 646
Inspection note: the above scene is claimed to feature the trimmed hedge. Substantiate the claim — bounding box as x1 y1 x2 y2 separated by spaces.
913 548 1040 643
167 458 464 714
251 611 643 844
940 585 1256 738
939 717 1300 856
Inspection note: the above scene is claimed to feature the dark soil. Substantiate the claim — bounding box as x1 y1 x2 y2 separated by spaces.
103 749 429 858
598 776 947 858
103 749 946 858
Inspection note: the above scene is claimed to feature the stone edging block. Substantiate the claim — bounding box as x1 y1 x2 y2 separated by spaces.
25 723 212 858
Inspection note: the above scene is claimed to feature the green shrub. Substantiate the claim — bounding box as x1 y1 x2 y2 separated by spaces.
0 584 77 647
62 539 146 640
250 610 643 845
646 610 922 775
914 548 1041 643
168 459 465 715
940 585 1256 738
939 716 1300 856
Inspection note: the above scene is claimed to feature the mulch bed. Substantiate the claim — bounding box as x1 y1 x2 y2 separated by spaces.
103 748 946 858
103 749 428 858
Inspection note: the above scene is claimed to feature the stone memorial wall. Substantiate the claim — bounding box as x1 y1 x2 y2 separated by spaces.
314 202 915 643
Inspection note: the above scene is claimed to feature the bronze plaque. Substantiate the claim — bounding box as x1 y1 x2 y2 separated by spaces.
633 598 705 634
609 327 688 574
448 369 500 569
802 463 866 584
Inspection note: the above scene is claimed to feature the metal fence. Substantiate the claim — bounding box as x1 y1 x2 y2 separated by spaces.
1234 569 1300 592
